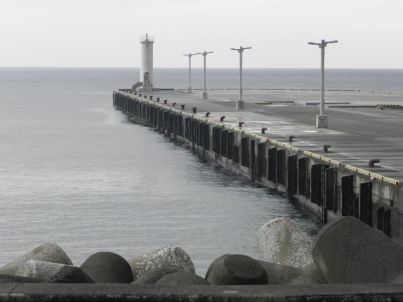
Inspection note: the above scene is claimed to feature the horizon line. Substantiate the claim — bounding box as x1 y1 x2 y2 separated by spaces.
1 66 403 70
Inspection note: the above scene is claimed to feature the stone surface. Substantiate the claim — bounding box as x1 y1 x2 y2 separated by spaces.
128 247 195 282
132 265 179 285
259 261 302 285
156 272 210 286
0 242 72 276
312 216 403 283
257 218 313 267
289 262 327 285
390 271 403 284
80 252 133 283
0 274 39 283
15 260 93 283
206 254 268 285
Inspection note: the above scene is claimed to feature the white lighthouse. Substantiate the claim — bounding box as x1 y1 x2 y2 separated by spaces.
140 33 154 91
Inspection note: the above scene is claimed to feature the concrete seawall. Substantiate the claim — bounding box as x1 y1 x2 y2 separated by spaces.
2 283 403 301
113 90 402 242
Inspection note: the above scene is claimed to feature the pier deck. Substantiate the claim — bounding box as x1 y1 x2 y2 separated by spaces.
146 89 403 183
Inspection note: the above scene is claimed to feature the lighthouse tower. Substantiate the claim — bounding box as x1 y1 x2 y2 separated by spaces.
140 33 154 91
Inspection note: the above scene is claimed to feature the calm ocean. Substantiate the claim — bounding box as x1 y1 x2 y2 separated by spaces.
1 68 401 274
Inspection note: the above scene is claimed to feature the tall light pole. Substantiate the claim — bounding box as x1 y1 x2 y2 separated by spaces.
197 51 213 100
231 46 252 110
184 53 198 94
308 39 338 128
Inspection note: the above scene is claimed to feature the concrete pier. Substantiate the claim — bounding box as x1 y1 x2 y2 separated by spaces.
2 283 403 301
113 89 402 244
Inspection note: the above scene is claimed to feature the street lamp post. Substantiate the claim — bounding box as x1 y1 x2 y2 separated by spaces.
197 51 213 100
231 46 252 110
184 53 198 94
308 39 338 128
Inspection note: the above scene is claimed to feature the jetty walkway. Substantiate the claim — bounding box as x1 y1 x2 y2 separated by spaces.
113 88 403 244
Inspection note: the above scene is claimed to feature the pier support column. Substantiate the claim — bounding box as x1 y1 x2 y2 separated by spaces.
268 148 277 183
287 155 298 196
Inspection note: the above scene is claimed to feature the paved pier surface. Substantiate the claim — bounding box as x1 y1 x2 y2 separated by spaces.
2 283 403 301
145 89 403 183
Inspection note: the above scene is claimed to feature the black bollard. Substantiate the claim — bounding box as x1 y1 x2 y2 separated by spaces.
369 158 380 168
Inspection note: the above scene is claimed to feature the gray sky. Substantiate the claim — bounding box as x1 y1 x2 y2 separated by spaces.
1 0 402 68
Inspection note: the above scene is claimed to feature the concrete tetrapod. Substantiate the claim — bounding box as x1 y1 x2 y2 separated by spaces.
129 247 195 282
288 262 327 285
80 252 133 283
132 265 180 285
258 261 302 285
155 272 210 286
0 242 72 276
312 216 403 283
0 274 40 283
257 218 313 267
257 261 326 285
206 254 268 285
16 261 93 283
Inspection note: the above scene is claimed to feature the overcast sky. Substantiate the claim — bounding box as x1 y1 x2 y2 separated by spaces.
1 0 402 68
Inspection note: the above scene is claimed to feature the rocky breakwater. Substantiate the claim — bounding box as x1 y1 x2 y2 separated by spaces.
1 217 403 287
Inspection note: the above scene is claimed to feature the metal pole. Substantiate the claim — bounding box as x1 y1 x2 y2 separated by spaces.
320 40 325 116
189 55 192 92
308 39 338 128
230 46 251 110
240 50 243 101
203 54 206 93
184 53 198 94
197 51 213 100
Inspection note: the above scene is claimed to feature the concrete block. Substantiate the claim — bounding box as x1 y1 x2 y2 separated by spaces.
258 261 302 285
155 272 210 286
128 247 195 282
132 265 179 285
16 260 93 283
80 252 133 283
289 262 327 285
312 216 403 283
257 218 313 267
0 242 72 276
316 115 328 128
0 274 39 283
236 100 244 111
205 254 268 285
